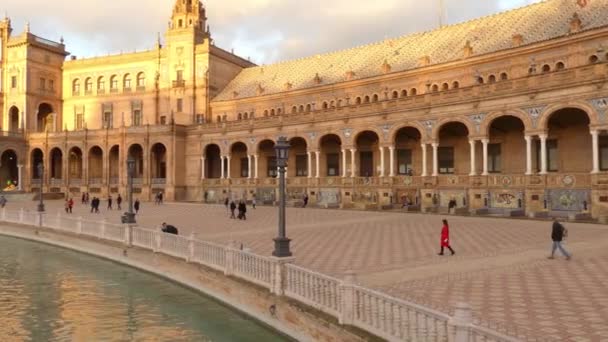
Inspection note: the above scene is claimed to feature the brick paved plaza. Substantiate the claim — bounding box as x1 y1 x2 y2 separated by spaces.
14 199 608 341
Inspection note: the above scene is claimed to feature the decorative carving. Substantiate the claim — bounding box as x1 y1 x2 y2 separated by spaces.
308 132 317 141
342 128 352 139
590 98 608 123
284 82 292 91
420 120 436 137
345 70 356 81
512 34 524 47
562 175 575 187
313 73 322 85
463 40 473 58
468 113 487 134
256 83 264 95
418 56 430 67
380 124 391 138
381 60 391 74
524 106 546 128
570 12 582 33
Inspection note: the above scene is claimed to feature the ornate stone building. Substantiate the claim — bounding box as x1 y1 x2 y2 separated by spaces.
1 0 608 218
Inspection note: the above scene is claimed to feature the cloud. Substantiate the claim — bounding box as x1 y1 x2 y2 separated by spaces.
3 0 541 64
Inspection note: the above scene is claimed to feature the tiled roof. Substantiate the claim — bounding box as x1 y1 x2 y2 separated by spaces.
213 0 608 102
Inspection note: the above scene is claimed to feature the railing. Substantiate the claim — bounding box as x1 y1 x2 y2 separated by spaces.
109 177 119 185
151 178 166 185
172 80 186 88
31 178 42 185
69 179 82 186
89 178 103 185
50 179 63 186
132 178 143 185
0 208 521 342
0 130 24 138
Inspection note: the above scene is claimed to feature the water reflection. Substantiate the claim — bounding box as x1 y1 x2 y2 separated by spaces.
0 235 289 341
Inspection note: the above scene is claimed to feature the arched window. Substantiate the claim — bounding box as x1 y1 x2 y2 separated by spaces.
392 91 399 99
277 108 282 115
477 76 485 84
355 97 362 105
270 109 275 116
136 72 145 89
431 84 439 92
589 55 599 64
264 110 269 117
216 115 221 123
364 96 370 103
123 74 132 91
97 77 105 93
330 101 335 108
110 75 118 92
337 99 343 107
323 102 328 110
452 81 460 89
488 75 496 83
442 83 449 91
299 105 304 113
555 61 565 71
72 79 80 95
542 64 551 73
372 94 379 102
292 106 297 114
237 113 242 120
306 104 311 112
500 72 508 81
410 88 417 96
244 112 248 120
84 78 93 94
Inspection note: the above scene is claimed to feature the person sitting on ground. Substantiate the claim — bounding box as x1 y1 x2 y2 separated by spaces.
161 222 178 235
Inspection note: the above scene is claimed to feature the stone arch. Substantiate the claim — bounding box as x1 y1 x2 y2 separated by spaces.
88 146 104 181
352 127 385 146
481 110 532 137
0 149 19 190
37 103 55 133
8 106 20 132
203 144 222 179
30 148 44 180
537 103 599 131
49 147 63 179
108 145 120 182
68 146 84 179
432 118 475 141
388 122 426 143
127 144 145 178
150 143 167 179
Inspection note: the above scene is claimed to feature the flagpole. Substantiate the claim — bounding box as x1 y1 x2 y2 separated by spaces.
438 0 446 28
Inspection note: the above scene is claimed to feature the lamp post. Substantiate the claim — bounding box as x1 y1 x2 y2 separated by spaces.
37 163 45 212
121 156 136 224
273 136 292 257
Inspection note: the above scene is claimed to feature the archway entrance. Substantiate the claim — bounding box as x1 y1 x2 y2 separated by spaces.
109 146 120 184
49 148 63 181
544 108 592 173
288 137 308 177
438 122 470 175
31 149 44 180
488 116 526 174
0 150 18 191
394 127 422 175
128 145 144 178
230 142 248 178
204 145 221 179
9 107 19 132
320 134 342 177
89 147 103 183
151 143 167 179
37 103 54 133
68 147 83 182
258 140 276 178
355 131 380 177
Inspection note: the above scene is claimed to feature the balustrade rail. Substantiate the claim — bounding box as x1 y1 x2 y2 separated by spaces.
0 208 522 342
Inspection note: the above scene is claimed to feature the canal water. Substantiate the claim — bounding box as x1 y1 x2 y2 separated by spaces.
0 234 290 341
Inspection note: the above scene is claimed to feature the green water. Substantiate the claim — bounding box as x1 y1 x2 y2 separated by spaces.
0 235 290 341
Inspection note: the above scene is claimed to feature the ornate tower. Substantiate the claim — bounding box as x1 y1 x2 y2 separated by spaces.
168 0 209 44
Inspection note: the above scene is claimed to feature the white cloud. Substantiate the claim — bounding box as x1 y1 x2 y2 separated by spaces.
3 0 542 63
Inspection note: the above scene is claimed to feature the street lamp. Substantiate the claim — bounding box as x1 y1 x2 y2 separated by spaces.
37 163 45 212
272 136 291 257
121 156 136 224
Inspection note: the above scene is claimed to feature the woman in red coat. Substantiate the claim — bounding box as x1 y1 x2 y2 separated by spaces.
438 219 455 256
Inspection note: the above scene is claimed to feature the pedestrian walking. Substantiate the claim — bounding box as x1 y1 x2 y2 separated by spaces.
230 201 237 219
548 218 571 260
65 199 70 213
68 198 74 213
252 195 256 209
85 192 90 204
134 199 140 214
224 197 230 211
238 200 247 220
116 194 122 210
81 193 86 204
0 195 7 208
303 193 309 208
90 197 96 213
107 195 113 210
438 219 455 256
93 197 100 213
158 192 163 205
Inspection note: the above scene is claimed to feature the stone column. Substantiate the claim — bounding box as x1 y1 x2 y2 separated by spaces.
389 146 395 177
307 151 312 178
525 136 533 175
254 154 259 179
315 151 320 178
248 155 252 179
17 164 23 191
591 130 600 174
481 138 489 176
226 155 231 179
421 144 428 177
350 149 357 178
342 149 347 178
220 156 225 179
379 146 385 177
539 134 548 175
432 143 439 177
469 140 476 176
201 156 205 180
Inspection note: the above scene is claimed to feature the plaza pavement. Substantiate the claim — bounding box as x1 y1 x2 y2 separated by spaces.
12 199 608 341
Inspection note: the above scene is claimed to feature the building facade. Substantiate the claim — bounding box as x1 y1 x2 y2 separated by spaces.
1 0 608 218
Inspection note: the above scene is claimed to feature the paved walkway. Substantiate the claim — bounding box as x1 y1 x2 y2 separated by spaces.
11 199 608 341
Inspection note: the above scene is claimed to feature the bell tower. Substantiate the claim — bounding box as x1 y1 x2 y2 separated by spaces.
168 0 209 44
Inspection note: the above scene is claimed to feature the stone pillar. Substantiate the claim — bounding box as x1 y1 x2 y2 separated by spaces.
481 138 489 176
315 151 320 178
469 140 476 176
379 146 385 177
591 130 600 174
389 146 395 177
342 149 347 178
247 155 252 179
254 154 259 179
269 256 296 296
421 144 428 177
539 134 548 175
17 164 23 191
201 156 205 180
226 155 231 180
339 271 357 325
525 135 533 175
432 143 439 177
350 149 356 178
449 303 473 342
307 151 312 178
220 156 225 179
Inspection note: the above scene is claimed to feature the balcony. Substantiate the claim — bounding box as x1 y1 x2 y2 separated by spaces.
84 90 93 96
123 87 132 93
136 86 146 92
97 89 106 95
31 178 42 185
89 178 103 185
110 177 119 185
50 179 63 186
151 178 167 185
69 179 82 186
132 178 143 185
172 80 186 88
110 88 119 94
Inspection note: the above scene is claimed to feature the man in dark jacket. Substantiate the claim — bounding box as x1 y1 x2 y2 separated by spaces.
548 219 571 260
229 201 237 219
161 222 178 235
237 200 247 220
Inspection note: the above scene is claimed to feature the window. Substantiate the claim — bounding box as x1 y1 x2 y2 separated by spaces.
292 106 297 114
123 74 132 91
392 91 399 99
296 155 308 177
500 72 508 81
76 114 84 130
97 77 105 93
372 94 379 102
196 114 204 124
438 147 454 174
72 79 80 95
397 149 412 175
600 136 608 171
488 75 497 83
536 140 558 172
176 70 183 81
267 157 277 177
133 110 142 126
410 88 417 96
240 158 249 177
102 112 113 129
137 73 145 89
326 153 340 176
364 96 370 103
541 64 551 73
442 83 449 91
160 116 167 125
39 78 46 90
356 97 362 105
11 76 17 88
555 62 565 71
401 90 408 97
177 98 183 112
452 81 460 89
431 84 439 92
488 143 501 173
110 76 118 92
48 80 55 92
85 78 93 94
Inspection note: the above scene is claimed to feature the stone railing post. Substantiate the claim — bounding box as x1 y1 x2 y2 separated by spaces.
339 270 357 325
77 216 83 234
187 232 195 262
19 208 24 223
449 302 473 342
124 224 133 247
269 256 296 295
38 211 44 228
153 231 162 252
224 242 236 276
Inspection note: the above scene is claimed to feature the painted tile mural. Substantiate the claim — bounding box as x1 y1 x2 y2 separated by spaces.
547 189 590 212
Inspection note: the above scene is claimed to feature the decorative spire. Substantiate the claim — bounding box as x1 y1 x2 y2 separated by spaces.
463 40 473 58
313 73 322 85
569 12 582 33
24 21 30 33
381 60 391 74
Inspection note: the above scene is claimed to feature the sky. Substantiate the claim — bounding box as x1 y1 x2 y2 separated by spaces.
3 0 542 65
